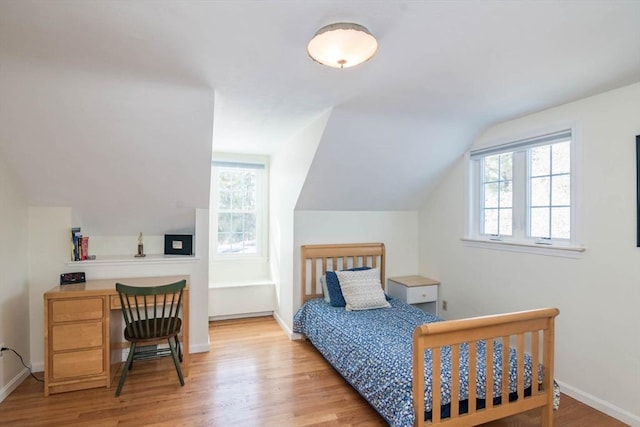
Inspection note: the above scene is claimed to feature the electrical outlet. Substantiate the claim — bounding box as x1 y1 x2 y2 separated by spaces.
442 300 448 311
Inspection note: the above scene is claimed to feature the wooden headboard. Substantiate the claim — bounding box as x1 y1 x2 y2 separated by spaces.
300 243 386 304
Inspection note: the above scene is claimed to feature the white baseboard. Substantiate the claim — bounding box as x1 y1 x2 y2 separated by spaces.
189 341 211 354
272 311 297 339
271 311 305 341
556 380 640 427
208 311 273 322
31 361 44 373
0 368 30 404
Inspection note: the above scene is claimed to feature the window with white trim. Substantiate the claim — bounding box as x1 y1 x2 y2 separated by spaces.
211 159 268 257
468 129 574 246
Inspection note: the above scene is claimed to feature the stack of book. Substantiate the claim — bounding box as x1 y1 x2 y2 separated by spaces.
70 227 89 261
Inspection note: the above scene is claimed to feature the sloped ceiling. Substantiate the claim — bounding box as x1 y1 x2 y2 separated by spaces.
1 1 639 233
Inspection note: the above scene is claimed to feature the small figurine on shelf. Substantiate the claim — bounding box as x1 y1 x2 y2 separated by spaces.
135 232 146 257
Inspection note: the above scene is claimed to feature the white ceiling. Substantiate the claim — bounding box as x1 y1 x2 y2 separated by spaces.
1 1 639 233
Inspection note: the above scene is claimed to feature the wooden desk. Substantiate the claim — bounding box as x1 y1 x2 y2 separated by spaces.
43 275 190 396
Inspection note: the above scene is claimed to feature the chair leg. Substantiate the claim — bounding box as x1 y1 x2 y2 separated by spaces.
168 337 185 386
116 342 137 397
175 335 183 362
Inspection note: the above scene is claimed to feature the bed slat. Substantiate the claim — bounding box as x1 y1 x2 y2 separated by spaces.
486 339 494 409
501 336 509 405
451 344 460 419
517 333 525 401
432 347 442 423
532 330 540 397
468 341 477 416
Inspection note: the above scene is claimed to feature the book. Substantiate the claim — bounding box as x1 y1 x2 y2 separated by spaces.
70 227 81 261
80 236 89 261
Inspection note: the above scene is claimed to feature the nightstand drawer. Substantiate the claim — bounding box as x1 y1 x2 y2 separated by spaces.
406 285 438 304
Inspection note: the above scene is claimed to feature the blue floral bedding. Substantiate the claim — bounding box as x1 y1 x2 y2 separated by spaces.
293 297 543 427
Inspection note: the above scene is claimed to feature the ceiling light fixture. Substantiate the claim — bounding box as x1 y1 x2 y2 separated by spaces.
307 22 378 69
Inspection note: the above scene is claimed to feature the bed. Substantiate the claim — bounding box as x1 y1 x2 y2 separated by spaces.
293 243 559 426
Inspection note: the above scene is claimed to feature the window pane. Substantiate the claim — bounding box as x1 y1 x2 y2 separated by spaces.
484 156 499 181
244 171 257 190
552 142 571 174
245 190 256 209
231 173 244 192
551 207 571 239
243 213 256 239
484 183 499 208
500 154 513 181
530 207 550 238
499 208 512 236
232 191 244 210
552 175 571 206
218 190 231 210
531 145 550 176
219 172 233 190
218 213 231 233
499 180 512 208
232 214 244 233
217 232 231 253
531 176 550 206
483 209 498 235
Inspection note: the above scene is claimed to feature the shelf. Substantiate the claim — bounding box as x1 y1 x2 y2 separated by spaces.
65 254 200 267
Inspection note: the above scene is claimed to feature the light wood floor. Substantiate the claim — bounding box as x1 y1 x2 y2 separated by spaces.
0 316 627 426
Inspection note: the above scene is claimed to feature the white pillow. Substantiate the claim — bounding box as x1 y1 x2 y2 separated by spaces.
336 268 390 311
320 275 330 303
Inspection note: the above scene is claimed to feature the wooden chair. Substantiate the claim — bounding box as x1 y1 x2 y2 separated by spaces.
115 279 186 397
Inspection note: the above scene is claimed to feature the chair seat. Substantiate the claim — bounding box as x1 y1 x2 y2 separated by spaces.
124 318 182 342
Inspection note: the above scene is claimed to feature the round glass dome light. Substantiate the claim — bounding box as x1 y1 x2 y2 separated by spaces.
307 22 378 68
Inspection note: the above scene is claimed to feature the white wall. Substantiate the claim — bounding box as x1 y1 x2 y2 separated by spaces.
294 209 420 282
270 110 330 335
28 207 210 371
209 284 275 319
419 82 640 425
0 159 30 402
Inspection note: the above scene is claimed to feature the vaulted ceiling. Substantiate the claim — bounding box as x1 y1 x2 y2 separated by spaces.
1 0 639 234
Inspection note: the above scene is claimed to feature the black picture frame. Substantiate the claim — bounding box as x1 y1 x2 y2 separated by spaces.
637 135 640 247
164 234 193 256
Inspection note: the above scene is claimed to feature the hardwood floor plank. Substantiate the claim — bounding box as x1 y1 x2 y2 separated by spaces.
0 316 627 426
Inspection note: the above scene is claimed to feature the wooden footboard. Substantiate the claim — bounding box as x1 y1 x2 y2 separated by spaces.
413 308 560 426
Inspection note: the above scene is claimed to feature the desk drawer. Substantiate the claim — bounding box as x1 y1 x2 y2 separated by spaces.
52 322 103 351
51 298 104 322
406 285 438 304
52 348 104 379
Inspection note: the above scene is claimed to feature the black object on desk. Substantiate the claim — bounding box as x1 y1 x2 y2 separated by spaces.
60 272 86 285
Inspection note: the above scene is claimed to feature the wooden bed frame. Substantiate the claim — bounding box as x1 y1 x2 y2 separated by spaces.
300 242 559 427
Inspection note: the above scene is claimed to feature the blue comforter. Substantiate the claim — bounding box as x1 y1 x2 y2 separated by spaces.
293 298 540 427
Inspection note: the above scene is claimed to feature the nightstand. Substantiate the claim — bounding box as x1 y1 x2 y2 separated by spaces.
387 275 440 316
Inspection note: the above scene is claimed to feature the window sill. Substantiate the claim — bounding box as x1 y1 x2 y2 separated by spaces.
211 256 269 263
461 238 585 259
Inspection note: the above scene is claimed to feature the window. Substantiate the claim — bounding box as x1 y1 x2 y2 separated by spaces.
211 158 268 257
468 129 576 248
